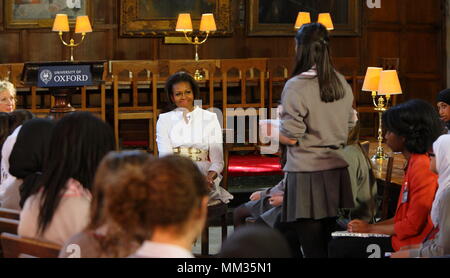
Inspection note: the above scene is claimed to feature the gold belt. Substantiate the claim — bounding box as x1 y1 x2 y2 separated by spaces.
173 147 209 162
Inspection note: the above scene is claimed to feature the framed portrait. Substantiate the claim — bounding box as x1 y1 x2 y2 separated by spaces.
120 0 233 37
247 0 361 36
5 0 91 29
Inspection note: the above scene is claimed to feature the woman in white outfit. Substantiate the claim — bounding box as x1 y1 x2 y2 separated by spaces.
156 72 233 205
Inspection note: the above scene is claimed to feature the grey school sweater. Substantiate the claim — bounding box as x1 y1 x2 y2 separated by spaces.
280 72 355 172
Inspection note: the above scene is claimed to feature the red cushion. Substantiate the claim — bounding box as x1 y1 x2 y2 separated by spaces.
122 141 148 147
228 154 283 177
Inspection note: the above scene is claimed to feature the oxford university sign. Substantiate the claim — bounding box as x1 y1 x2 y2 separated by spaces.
38 65 93 88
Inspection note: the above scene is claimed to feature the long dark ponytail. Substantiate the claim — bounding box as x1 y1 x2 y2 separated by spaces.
293 23 345 103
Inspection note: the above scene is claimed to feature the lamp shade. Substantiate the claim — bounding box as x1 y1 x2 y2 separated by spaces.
199 13 216 32
318 13 334 30
362 67 383 92
294 12 311 29
75 15 92 33
52 14 69 32
378 70 402 95
176 13 193 32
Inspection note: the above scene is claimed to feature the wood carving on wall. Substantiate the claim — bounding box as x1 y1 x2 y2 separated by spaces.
120 0 233 37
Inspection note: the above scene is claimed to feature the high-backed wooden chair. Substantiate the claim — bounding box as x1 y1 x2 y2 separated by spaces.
0 208 20 220
380 156 395 220
77 61 107 120
9 63 52 117
0 64 11 81
220 58 267 152
0 233 61 258
168 59 219 110
111 61 159 153
267 57 292 109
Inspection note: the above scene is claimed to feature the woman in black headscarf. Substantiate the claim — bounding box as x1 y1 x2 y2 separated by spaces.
8 118 55 208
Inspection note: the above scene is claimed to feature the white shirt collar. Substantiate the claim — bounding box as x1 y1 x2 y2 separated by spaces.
133 241 194 258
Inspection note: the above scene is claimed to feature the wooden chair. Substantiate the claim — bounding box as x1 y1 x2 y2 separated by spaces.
267 57 292 109
360 140 370 155
0 64 11 81
77 61 107 121
168 59 219 110
0 217 19 235
220 58 267 152
0 208 20 220
0 233 61 258
111 61 159 153
380 156 395 220
200 199 228 257
198 132 231 257
9 63 52 117
0 217 19 257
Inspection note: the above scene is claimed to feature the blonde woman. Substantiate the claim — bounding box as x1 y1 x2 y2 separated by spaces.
0 81 16 113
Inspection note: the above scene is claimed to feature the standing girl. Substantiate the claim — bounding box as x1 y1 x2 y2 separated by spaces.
279 23 355 257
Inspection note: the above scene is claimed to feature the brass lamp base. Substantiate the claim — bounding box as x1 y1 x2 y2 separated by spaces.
371 145 388 161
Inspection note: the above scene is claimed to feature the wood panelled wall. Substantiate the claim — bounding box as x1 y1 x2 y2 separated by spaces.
0 0 446 103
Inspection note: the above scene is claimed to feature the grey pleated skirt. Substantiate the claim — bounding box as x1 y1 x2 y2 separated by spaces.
281 168 354 222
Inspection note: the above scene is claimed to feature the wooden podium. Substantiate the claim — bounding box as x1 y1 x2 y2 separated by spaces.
21 61 105 120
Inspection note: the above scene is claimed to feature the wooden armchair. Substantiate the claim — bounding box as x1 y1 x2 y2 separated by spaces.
267 57 292 109
220 58 267 152
0 233 61 258
111 61 159 153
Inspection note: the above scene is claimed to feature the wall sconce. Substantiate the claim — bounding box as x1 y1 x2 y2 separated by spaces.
175 13 216 80
294 12 334 31
362 67 402 160
52 14 92 62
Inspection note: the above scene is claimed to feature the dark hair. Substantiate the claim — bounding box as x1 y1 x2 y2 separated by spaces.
0 112 10 162
164 71 200 112
108 155 208 237
37 111 115 234
382 99 444 154
88 150 153 257
8 109 35 133
219 225 292 258
437 88 450 105
8 118 56 208
293 23 345 103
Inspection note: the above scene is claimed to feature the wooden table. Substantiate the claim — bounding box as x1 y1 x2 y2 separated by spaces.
368 142 406 186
